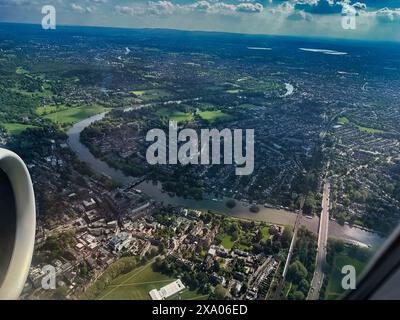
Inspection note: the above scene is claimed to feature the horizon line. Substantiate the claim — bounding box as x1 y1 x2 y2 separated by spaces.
0 20 399 45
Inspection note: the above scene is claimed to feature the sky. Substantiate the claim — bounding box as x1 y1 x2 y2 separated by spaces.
1 0 400 41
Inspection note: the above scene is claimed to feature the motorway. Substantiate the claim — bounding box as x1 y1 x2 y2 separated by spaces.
308 179 331 300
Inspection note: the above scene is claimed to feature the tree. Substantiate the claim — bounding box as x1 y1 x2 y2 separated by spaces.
303 193 316 215
249 205 260 213
298 279 310 294
254 230 263 243
214 260 221 273
231 230 239 241
293 291 305 300
225 199 236 209
281 227 293 248
287 260 308 283
158 243 166 254
214 285 227 300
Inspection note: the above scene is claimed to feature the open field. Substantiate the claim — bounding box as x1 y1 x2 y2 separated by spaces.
220 233 235 250
325 250 367 300
2 123 38 135
198 110 233 123
357 125 385 134
16 66 30 75
225 89 242 94
35 105 68 116
336 116 385 134
130 89 172 102
336 115 385 134
44 106 108 125
337 116 349 125
96 262 205 300
156 108 193 122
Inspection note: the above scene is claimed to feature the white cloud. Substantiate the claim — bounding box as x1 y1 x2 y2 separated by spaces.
236 3 263 13
287 9 313 21
147 1 177 16
71 3 95 14
375 7 400 23
115 5 144 16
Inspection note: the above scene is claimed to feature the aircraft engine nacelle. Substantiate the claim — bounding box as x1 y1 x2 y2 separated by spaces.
0 148 36 300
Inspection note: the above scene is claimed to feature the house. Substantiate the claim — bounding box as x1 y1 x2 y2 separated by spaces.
108 232 132 252
83 198 96 209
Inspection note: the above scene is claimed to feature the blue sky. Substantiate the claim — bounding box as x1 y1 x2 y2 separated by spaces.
1 0 400 41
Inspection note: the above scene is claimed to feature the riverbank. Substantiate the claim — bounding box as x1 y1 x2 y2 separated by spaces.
67 112 385 249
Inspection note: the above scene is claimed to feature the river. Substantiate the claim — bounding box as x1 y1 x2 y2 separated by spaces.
67 112 385 249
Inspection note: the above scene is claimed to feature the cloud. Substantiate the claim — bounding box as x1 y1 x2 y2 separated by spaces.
2 0 400 41
147 1 177 16
71 3 95 14
0 0 33 5
374 7 400 23
114 1 264 17
287 9 313 21
294 0 343 14
192 1 212 11
115 5 144 16
236 3 264 13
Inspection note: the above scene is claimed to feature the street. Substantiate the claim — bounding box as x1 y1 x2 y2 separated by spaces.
273 198 304 299
307 179 331 300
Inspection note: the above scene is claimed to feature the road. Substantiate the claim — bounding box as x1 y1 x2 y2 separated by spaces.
308 179 331 300
273 198 304 299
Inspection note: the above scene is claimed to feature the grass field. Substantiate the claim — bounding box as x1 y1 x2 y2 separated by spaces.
337 116 349 125
96 262 206 300
198 110 233 123
357 125 385 134
130 89 172 102
157 108 193 122
16 66 30 75
44 106 108 125
336 116 385 134
36 105 68 116
130 90 146 96
325 250 367 300
261 226 271 240
226 89 242 94
2 123 38 135
220 233 235 250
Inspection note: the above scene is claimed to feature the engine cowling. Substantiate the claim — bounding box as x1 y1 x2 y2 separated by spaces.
0 148 36 300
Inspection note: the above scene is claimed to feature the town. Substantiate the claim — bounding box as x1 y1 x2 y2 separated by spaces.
145 120 254 175
0 24 396 300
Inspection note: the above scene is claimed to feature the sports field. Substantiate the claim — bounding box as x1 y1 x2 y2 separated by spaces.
96 261 207 300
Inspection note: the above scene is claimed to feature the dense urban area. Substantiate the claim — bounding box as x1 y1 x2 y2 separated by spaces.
0 23 398 300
